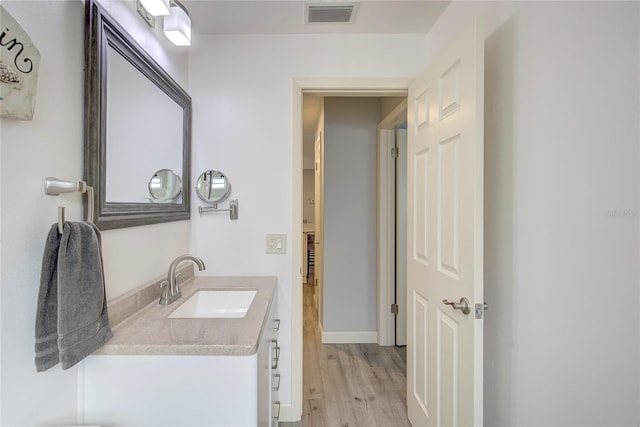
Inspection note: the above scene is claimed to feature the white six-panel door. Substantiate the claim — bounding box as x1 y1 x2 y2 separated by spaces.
407 19 484 427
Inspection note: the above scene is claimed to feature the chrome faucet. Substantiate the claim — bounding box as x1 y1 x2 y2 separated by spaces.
159 254 206 305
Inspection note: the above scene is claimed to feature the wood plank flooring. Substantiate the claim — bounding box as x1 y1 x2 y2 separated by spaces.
302 281 412 427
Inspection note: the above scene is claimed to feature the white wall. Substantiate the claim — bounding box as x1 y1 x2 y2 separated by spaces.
322 97 380 335
428 2 640 425
1 3 84 423
189 33 427 417
0 1 190 424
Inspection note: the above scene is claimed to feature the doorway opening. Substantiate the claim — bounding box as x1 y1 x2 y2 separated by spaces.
290 78 412 421
301 94 407 346
302 94 410 426
292 83 408 422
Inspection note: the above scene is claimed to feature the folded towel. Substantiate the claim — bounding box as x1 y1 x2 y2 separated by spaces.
35 222 112 371
34 224 62 371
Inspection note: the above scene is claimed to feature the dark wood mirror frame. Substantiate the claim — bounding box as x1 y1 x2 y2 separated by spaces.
84 0 191 230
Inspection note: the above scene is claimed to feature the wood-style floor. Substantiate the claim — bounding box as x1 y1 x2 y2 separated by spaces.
302 280 412 427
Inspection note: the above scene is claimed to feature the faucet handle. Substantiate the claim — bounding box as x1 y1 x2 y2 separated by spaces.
159 281 170 305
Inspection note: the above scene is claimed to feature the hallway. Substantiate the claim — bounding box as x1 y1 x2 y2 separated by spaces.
302 281 412 426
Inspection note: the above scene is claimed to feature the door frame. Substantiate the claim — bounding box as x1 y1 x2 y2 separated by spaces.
291 78 411 421
377 99 408 346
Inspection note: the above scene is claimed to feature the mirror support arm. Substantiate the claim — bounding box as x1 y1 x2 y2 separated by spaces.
198 200 238 220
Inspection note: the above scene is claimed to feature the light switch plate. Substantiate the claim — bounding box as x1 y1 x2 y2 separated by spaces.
266 234 286 254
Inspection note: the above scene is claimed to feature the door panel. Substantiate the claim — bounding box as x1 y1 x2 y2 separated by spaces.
438 311 459 427
437 135 460 279
412 291 429 415
407 18 484 427
413 147 430 266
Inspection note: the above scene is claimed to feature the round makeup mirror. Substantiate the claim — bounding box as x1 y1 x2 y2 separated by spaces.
148 169 182 202
196 170 231 204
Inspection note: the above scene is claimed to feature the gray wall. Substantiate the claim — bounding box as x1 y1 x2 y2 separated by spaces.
322 97 380 333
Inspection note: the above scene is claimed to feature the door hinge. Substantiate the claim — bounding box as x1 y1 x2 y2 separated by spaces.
391 147 399 158
391 303 399 314
475 303 489 319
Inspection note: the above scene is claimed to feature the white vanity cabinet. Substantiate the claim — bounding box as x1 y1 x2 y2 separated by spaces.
79 278 279 427
258 296 280 426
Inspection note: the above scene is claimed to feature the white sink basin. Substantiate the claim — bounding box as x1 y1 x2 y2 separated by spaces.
168 289 257 319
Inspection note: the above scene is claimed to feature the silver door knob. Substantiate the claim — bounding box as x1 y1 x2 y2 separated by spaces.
442 297 471 315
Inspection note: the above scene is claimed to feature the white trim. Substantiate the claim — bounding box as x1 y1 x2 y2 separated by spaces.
278 402 295 423
295 77 412 94
291 77 411 423
322 330 378 344
290 80 304 423
378 99 409 129
377 128 396 347
377 100 408 346
77 361 85 424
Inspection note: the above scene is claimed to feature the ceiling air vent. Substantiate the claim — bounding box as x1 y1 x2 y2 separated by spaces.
306 3 359 24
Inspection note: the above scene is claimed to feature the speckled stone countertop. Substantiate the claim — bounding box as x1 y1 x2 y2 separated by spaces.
96 276 277 356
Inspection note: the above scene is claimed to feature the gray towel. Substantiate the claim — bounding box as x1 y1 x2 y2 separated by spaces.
34 224 62 371
35 222 112 371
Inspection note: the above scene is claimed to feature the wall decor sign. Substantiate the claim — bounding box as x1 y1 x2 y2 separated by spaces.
0 5 40 121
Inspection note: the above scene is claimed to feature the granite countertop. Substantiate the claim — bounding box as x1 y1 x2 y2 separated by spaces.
97 276 277 356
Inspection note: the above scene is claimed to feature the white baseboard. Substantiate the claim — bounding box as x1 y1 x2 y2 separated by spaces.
321 330 378 344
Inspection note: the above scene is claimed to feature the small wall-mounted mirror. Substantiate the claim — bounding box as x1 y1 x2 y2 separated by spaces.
196 170 231 205
149 169 182 202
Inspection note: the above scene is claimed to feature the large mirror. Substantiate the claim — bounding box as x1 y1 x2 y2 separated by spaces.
85 0 191 230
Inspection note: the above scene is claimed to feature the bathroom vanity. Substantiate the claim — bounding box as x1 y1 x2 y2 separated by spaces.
79 276 279 426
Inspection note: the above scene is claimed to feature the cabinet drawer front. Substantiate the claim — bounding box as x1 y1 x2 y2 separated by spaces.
272 373 281 392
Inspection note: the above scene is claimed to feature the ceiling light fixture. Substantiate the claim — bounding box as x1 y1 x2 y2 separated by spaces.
163 0 191 46
140 0 170 16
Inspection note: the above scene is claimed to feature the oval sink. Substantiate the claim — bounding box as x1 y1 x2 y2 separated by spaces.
168 289 257 319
